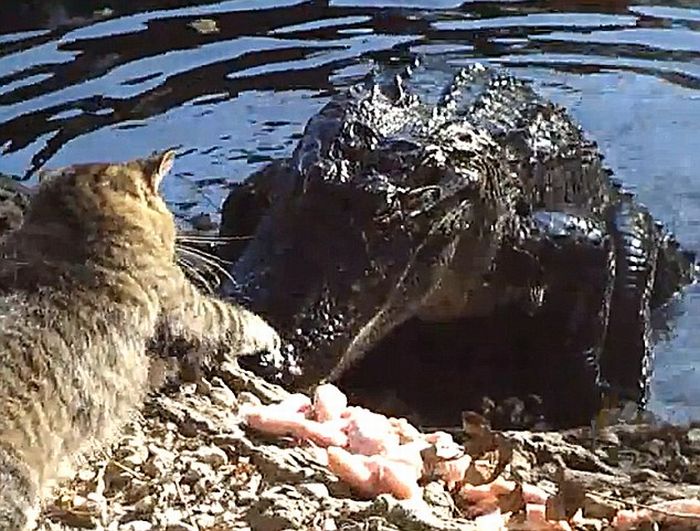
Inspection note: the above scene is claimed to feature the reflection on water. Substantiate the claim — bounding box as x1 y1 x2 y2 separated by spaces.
0 0 699 421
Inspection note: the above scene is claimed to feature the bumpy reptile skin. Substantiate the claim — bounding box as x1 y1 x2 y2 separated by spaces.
220 62 695 427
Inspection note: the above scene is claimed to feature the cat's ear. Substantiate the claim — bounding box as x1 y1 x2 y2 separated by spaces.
144 149 176 192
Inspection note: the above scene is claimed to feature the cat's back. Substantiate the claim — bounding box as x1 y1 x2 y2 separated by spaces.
0 154 178 485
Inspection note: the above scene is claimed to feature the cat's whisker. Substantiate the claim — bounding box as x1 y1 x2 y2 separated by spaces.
176 245 238 288
178 254 215 279
176 256 217 294
176 234 252 244
176 242 235 266
179 252 228 287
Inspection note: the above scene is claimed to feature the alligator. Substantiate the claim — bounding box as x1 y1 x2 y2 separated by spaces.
219 62 695 428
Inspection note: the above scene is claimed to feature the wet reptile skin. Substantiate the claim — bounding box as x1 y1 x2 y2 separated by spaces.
220 62 696 427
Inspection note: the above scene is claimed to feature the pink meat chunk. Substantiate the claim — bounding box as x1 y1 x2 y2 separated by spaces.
313 383 348 422
613 498 700 530
240 383 700 530
327 446 421 500
342 406 400 456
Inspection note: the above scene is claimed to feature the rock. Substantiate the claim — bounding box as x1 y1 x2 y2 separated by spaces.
687 428 700 446
77 469 97 482
104 462 132 493
160 508 187 526
123 481 150 504
182 461 213 484
164 524 197 531
120 521 152 531
133 495 156 513
236 490 258 506
46 509 98 529
193 514 216 528
583 492 622 520
188 213 218 230
217 360 289 404
575 517 606 531
246 486 320 530
28 362 700 531
630 468 668 482
193 445 228 468
422 482 455 520
143 445 176 478
209 378 237 408
368 495 472 531
121 445 149 467
644 438 666 457
298 482 330 499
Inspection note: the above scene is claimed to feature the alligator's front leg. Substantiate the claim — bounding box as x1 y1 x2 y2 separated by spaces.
602 193 660 408
526 211 615 426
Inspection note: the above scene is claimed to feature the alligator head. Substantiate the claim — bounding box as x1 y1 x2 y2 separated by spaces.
221 64 542 387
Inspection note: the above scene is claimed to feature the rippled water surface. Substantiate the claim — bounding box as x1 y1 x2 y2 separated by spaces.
1 0 699 422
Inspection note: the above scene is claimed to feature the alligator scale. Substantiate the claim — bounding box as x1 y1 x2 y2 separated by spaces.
220 63 695 428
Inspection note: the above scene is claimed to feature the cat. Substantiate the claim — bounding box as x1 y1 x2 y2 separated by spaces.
0 151 280 529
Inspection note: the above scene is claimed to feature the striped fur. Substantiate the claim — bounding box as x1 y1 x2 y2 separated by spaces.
0 152 279 529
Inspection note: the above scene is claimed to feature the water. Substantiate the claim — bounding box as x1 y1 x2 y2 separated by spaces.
1 0 699 422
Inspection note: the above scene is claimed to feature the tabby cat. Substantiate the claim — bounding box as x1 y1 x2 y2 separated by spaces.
0 151 280 529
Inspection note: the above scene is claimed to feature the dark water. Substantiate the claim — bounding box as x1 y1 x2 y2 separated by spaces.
1 0 699 422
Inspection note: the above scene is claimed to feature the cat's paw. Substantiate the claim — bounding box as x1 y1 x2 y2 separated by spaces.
236 310 282 356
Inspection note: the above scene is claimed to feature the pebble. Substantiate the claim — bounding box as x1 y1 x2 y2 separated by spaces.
104 462 132 492
182 461 213 483
644 439 666 457
134 494 157 513
78 469 97 482
687 428 700 445
195 514 217 528
194 445 228 468
298 482 330 499
72 494 88 508
210 383 237 408
119 521 153 531
237 490 258 505
123 445 149 466
164 524 197 531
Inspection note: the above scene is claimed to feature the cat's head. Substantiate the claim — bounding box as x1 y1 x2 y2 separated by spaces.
27 150 178 256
